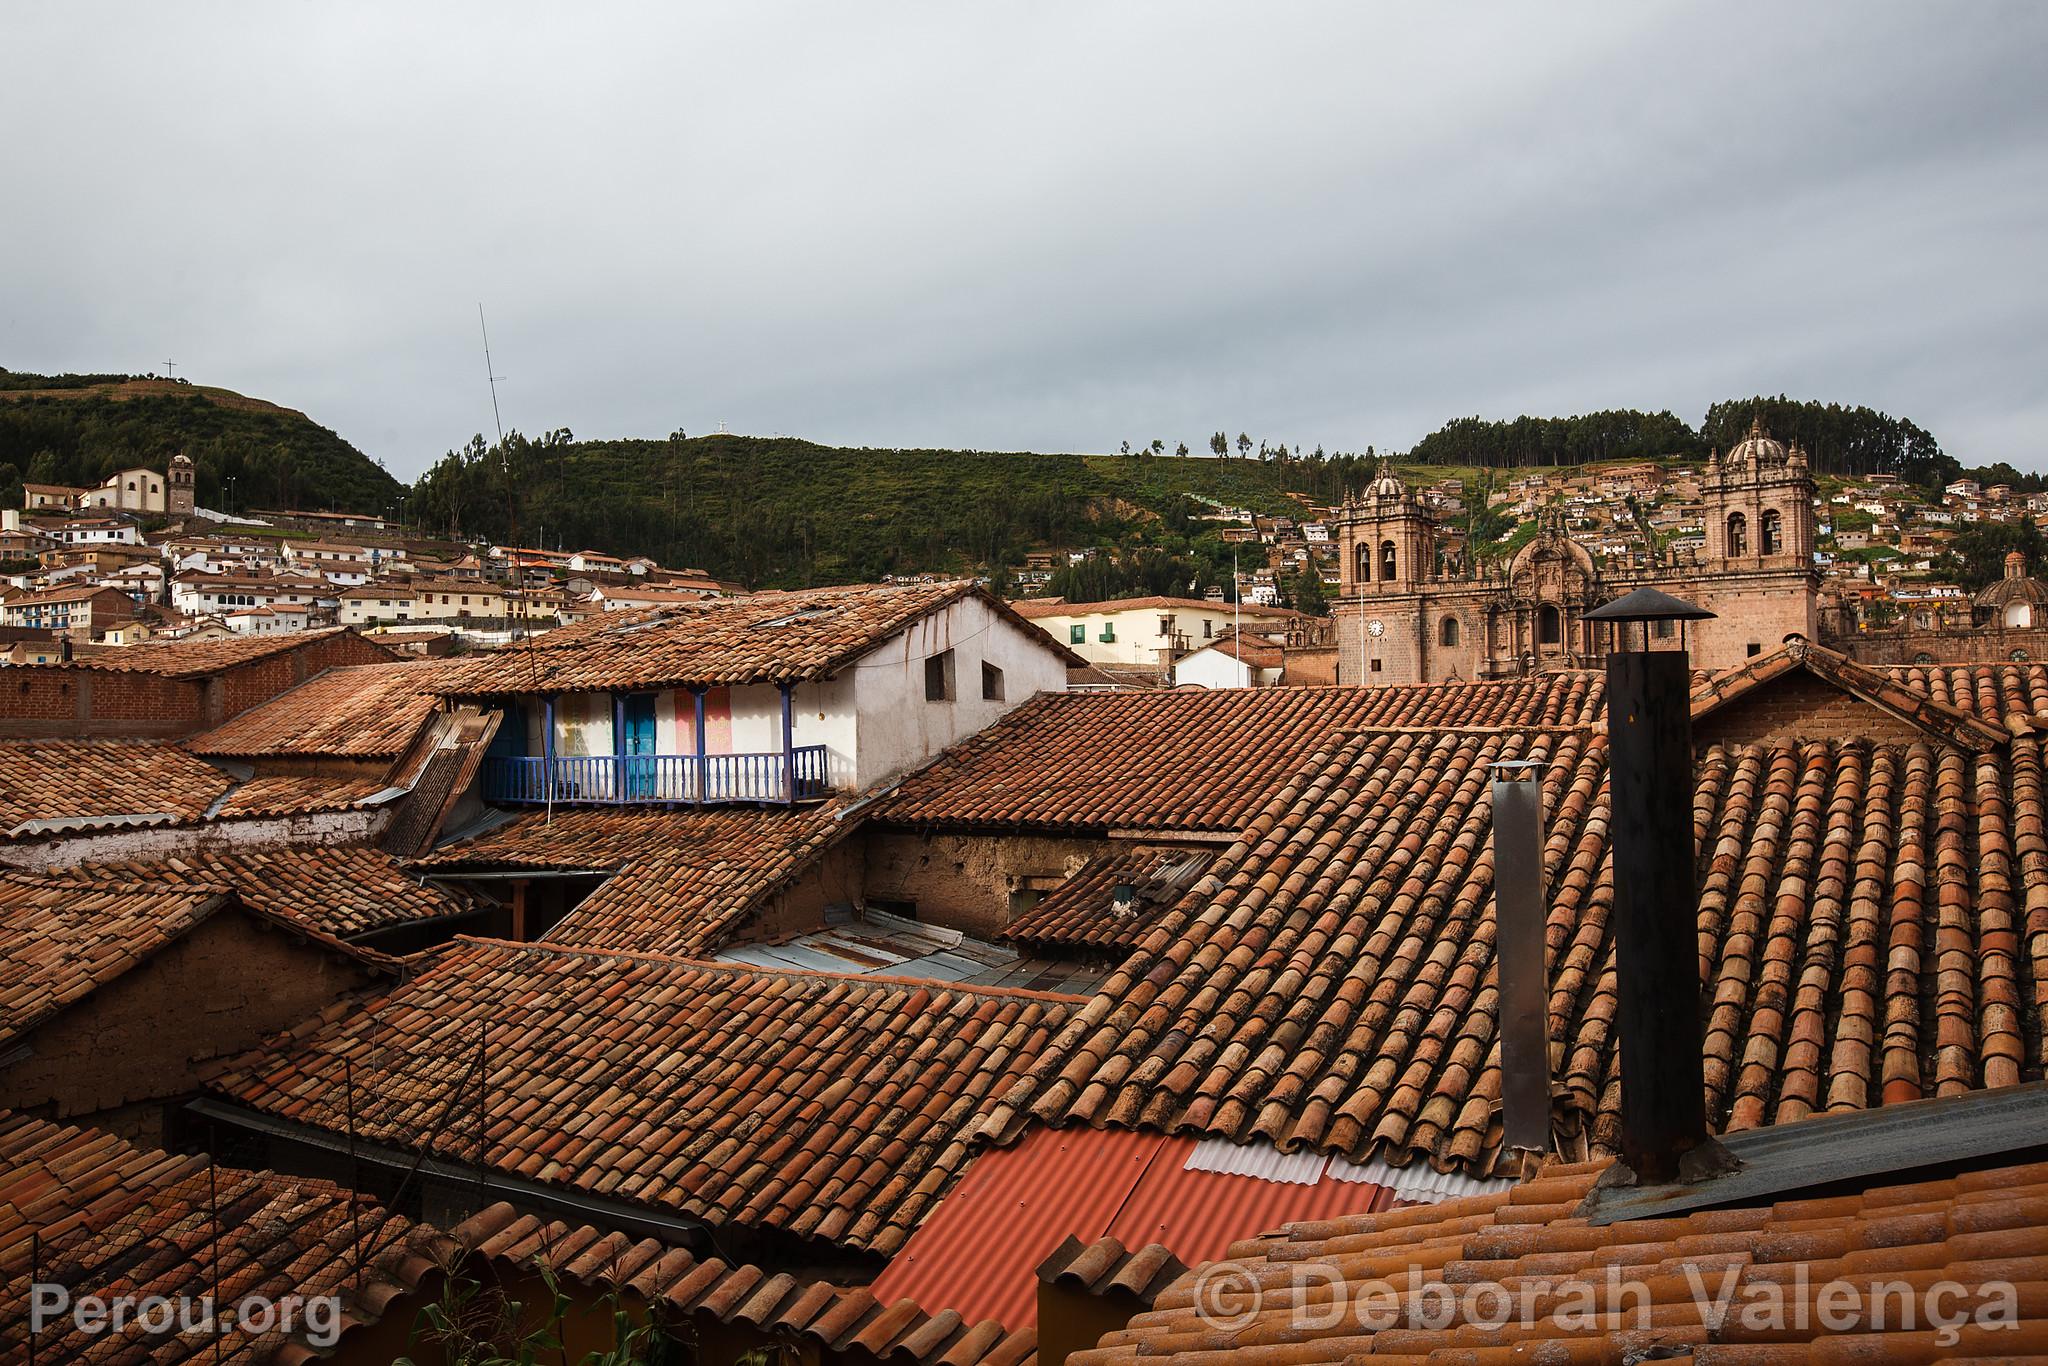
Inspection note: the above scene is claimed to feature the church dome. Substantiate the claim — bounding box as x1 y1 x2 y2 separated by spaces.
1724 415 1789 468
1975 550 2048 616
1368 459 1406 501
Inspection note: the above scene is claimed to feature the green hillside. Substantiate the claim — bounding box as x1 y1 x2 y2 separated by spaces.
409 429 1380 592
408 395 1987 594
0 370 401 515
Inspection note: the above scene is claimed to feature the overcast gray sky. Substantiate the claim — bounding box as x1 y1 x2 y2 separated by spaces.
4 4 2044 479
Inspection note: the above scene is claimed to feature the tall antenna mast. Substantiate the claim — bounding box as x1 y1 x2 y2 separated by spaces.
478 304 506 446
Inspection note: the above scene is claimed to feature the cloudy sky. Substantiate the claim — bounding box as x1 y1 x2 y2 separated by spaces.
4 4 2044 479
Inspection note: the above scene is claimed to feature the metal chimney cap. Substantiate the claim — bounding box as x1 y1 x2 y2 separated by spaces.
1584 587 1716 623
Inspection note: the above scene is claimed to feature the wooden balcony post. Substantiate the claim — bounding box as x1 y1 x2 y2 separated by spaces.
692 687 707 805
541 695 556 806
780 682 795 804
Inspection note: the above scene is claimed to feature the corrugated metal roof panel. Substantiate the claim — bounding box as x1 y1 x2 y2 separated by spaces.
870 1126 1395 1334
1324 1154 1516 1203
1182 1136 1329 1185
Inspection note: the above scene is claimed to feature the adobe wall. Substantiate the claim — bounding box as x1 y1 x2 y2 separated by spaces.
861 827 1107 939
727 841 867 944
204 631 398 724
0 910 376 1147
0 668 202 739
1282 644 1339 686
1692 672 1936 749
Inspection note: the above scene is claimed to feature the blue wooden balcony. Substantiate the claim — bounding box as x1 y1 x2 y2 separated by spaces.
482 746 831 806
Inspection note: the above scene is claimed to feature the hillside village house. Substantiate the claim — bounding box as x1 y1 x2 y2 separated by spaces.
226 603 312 634
1012 595 1296 667
21 482 90 511
49 517 144 547
171 571 326 618
2 583 137 639
409 578 512 620
337 582 415 625
443 582 1074 804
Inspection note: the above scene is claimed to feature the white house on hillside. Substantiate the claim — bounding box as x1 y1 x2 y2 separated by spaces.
1011 595 1296 668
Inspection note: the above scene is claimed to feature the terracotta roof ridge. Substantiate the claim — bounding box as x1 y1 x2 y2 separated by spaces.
441 935 1089 1004
1693 637 2008 750
1329 722 1606 736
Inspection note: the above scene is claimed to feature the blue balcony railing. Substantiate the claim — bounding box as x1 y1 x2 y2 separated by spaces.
483 746 831 806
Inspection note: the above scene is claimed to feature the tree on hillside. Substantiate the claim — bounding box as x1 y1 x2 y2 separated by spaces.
1210 431 1228 458
1176 441 1189 458
1236 433 1252 459
1149 439 1165 456
1701 396 1951 489
1934 517 2048 593
1409 409 1704 470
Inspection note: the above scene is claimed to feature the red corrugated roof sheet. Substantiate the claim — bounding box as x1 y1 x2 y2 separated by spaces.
868 1124 1394 1334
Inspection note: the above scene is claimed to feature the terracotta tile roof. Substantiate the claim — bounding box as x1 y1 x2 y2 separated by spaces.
417 804 857 956
1882 659 2048 725
438 581 1071 694
353 1203 1039 1366
0 738 230 831
61 846 471 940
879 678 1607 833
0 1111 422 1366
206 938 1075 1255
1693 640 2010 749
208 773 393 818
187 658 468 759
47 625 387 677
1073 1153 2048 1364
1037 1233 1188 1304
1004 847 1218 953
985 726 2048 1175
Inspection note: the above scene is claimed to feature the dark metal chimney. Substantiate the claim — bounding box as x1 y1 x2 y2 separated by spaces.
1584 587 1733 1185
1490 758 1551 1162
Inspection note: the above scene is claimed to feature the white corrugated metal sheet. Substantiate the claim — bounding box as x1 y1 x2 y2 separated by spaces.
1183 1137 1515 1203
1182 1137 1329 1186
1325 1153 1514 1203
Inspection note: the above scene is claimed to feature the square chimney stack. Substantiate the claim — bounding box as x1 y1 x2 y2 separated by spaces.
1584 588 1736 1185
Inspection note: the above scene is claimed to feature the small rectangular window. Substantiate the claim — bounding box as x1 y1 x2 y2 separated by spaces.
1069 624 1085 644
1158 617 1171 636
925 649 955 701
1746 642 1762 657
1371 658 1384 672
1099 625 1116 643
981 661 1005 701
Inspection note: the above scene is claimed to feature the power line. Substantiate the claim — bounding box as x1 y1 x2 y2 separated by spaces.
477 305 506 446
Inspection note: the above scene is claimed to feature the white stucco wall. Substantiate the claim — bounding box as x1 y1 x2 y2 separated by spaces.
1025 603 1277 666
851 595 1068 789
1172 647 1253 689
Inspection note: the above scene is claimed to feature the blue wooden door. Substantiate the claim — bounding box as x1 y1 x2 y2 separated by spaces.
622 693 658 797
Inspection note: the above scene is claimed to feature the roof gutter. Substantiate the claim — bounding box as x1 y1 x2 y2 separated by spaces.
182 1096 722 1255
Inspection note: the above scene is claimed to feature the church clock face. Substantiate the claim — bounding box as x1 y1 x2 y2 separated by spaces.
1367 619 1385 638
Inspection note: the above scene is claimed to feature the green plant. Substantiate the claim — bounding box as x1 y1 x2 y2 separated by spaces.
397 1262 673 1366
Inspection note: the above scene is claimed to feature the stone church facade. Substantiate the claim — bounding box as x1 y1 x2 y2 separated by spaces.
1332 421 1821 684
